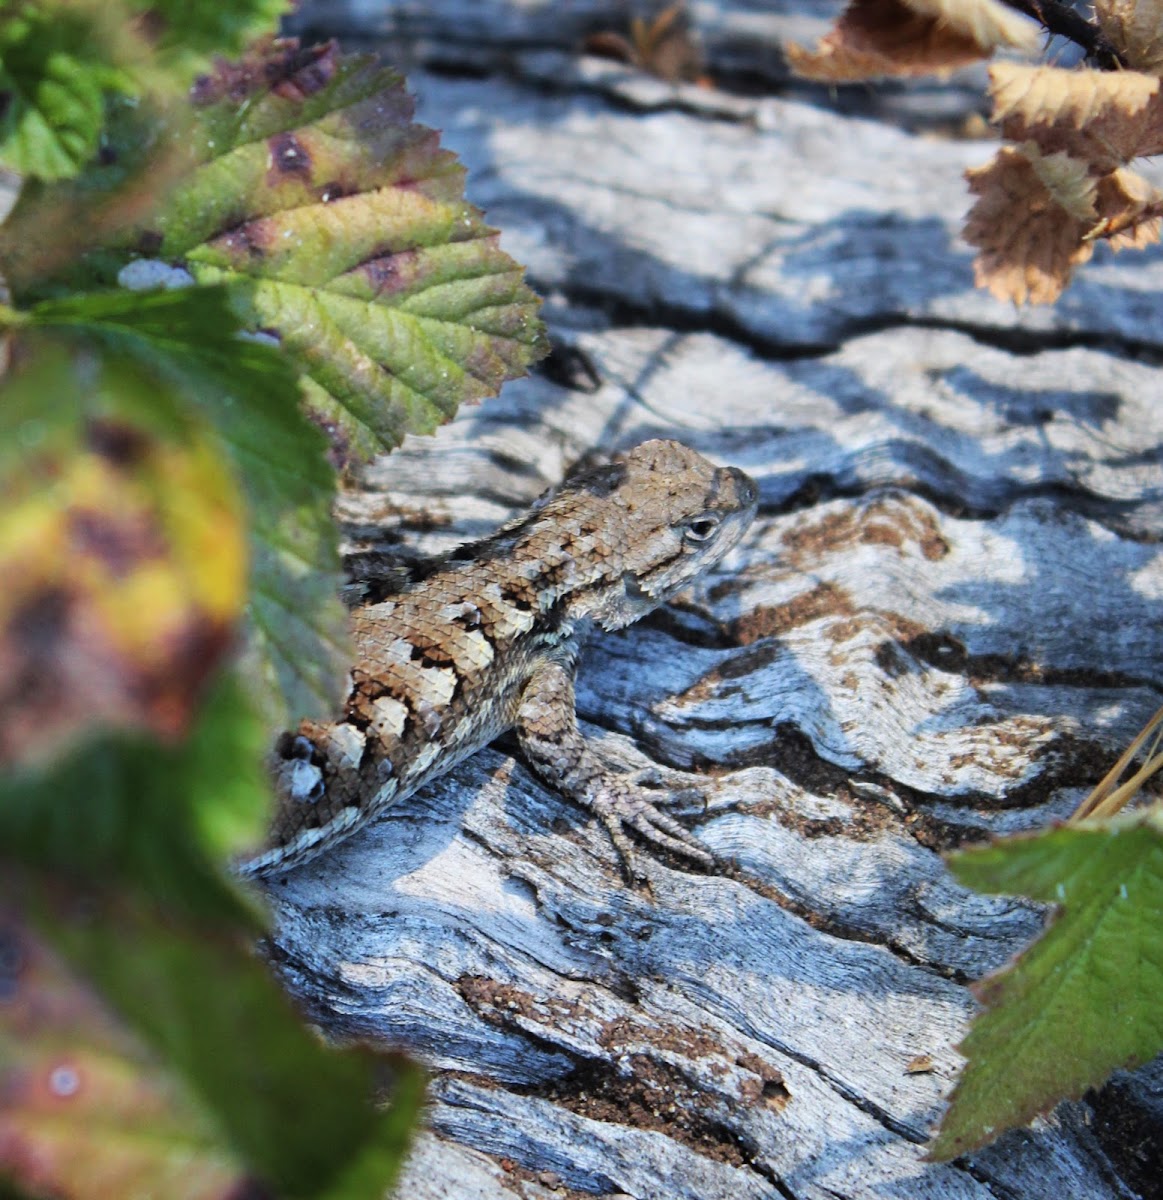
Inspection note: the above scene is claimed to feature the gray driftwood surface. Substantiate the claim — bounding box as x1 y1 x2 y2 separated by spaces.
267 5 1163 1197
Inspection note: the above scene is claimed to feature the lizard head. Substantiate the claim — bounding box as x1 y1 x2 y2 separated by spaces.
550 439 758 631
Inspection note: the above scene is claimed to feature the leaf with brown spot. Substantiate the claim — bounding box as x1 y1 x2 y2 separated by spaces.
989 62 1163 175
0 341 247 766
121 40 547 467
963 146 1094 305
786 0 1037 82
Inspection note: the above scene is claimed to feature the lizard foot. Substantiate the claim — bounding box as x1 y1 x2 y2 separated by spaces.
628 770 711 823
588 779 716 883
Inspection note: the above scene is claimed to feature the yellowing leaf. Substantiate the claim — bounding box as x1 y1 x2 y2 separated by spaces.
0 345 247 766
1095 0 1163 76
990 62 1163 174
787 0 1036 82
964 147 1093 305
26 284 351 734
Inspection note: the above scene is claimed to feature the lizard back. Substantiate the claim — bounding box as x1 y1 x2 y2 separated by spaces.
245 439 757 876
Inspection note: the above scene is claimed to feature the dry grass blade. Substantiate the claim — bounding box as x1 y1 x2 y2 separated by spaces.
632 4 683 58
584 3 703 82
1071 704 1163 821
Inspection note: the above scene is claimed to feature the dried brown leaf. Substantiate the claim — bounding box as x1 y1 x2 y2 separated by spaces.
907 0 1039 52
990 62 1163 174
1095 0 1163 76
788 0 982 80
643 24 705 82
582 30 638 64
1091 167 1163 249
964 146 1093 305
787 0 1035 82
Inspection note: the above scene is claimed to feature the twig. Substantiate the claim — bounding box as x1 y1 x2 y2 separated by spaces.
998 0 1126 69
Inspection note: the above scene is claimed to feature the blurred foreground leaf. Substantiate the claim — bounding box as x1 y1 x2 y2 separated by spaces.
0 341 246 765
0 670 269 908
129 0 294 85
0 0 292 185
1 876 425 1199
0 906 253 1200
28 285 351 727
0 90 194 294
0 2 138 181
1 664 424 1198
932 810 1163 1159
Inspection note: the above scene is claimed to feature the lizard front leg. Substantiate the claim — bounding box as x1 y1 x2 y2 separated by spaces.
515 658 715 880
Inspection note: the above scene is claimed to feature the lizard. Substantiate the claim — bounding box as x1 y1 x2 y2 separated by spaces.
241 439 758 881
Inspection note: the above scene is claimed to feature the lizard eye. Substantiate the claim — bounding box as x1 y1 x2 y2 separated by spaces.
684 514 721 542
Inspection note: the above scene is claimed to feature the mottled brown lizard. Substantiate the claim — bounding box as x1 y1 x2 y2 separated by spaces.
242 440 757 881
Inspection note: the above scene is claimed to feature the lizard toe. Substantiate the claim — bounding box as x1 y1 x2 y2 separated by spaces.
592 785 716 873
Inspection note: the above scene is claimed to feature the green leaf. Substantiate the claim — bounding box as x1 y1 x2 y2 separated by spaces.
0 89 195 297
6 38 547 465
932 810 1163 1159
52 891 424 1199
4 875 425 1199
128 0 292 85
28 285 351 727
0 0 290 183
143 40 547 465
0 3 139 181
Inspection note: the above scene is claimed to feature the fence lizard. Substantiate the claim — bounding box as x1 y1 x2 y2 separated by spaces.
242 440 758 881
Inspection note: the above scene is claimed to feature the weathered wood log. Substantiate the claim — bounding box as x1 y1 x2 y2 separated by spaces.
260 10 1163 1197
